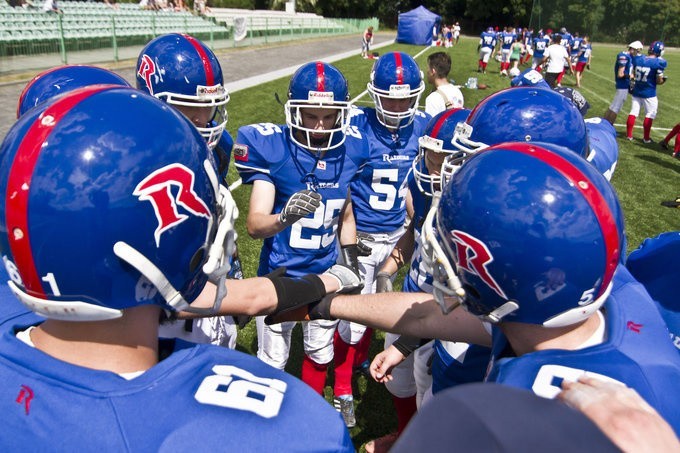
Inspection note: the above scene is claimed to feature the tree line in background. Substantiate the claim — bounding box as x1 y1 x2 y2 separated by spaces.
207 0 678 46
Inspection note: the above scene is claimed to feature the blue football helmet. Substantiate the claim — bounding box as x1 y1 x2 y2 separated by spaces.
413 108 471 197
285 61 351 152
0 85 237 321
448 87 589 174
423 141 624 326
16 65 130 118
136 33 229 150
649 40 664 56
367 51 425 129
510 68 551 89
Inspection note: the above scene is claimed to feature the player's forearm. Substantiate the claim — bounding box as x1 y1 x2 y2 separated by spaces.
328 292 491 345
246 212 286 239
181 274 340 318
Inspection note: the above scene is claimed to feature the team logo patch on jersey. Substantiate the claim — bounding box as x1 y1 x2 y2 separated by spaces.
317 160 326 170
233 144 248 162
137 54 157 95
134 163 211 247
450 230 507 299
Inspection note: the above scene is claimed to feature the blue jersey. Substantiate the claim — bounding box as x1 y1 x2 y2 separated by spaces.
479 31 497 49
235 123 368 277
577 43 591 63
349 107 429 233
486 265 680 433
532 37 550 59
585 117 618 181
559 32 573 51
0 330 352 450
213 130 234 181
402 175 433 293
0 267 41 328
402 173 491 393
632 55 667 98
627 232 680 354
571 37 583 57
614 51 634 89
500 31 516 50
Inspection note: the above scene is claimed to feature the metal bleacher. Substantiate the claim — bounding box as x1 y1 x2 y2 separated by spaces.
0 0 227 59
0 1 378 72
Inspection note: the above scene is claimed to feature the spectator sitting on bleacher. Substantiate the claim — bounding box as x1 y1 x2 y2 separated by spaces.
42 0 62 14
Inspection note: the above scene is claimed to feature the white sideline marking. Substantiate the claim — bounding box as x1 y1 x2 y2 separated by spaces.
224 40 395 93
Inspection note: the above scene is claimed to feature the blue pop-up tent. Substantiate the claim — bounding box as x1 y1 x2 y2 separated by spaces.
396 6 441 46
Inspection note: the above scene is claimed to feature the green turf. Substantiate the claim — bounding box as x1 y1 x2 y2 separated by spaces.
224 36 679 450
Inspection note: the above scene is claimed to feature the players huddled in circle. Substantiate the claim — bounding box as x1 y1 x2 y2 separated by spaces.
0 31 678 452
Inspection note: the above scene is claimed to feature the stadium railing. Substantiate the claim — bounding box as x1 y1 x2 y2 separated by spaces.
0 1 378 73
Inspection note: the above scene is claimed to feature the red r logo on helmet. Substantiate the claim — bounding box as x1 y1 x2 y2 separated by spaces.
134 164 211 247
451 230 507 299
137 54 156 95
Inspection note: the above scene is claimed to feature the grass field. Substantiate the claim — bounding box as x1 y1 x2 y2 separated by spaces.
223 36 679 450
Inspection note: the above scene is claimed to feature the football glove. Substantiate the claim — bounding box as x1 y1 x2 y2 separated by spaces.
278 190 322 226
376 271 393 293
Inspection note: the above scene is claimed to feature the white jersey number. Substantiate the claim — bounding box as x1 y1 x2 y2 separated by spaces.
532 364 624 399
634 66 651 83
290 198 345 249
253 123 283 136
195 365 287 418
369 168 408 211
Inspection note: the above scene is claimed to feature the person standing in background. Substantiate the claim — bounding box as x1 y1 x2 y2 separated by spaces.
361 26 374 58
424 52 464 116
603 41 643 124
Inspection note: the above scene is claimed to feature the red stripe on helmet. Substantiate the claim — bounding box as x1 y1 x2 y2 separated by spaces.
394 52 404 84
431 108 462 138
508 143 620 297
183 34 214 86
6 85 113 296
315 61 325 91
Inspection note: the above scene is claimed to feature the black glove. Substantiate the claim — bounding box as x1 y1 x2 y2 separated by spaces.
376 271 393 293
265 293 336 325
628 79 636 94
341 244 360 275
278 190 321 226
357 238 372 257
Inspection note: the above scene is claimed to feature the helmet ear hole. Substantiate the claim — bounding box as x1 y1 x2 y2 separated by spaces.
189 247 205 273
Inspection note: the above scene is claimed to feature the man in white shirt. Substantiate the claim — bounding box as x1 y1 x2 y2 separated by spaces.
541 34 573 88
424 52 464 116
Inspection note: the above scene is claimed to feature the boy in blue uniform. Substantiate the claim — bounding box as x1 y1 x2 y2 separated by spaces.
234 62 368 397
478 27 497 73
626 41 668 142
0 86 353 451
269 142 680 436
604 40 643 124
136 33 244 348
332 51 429 427
367 110 490 449
531 32 550 70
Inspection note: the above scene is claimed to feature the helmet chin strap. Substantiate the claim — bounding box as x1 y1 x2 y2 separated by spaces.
113 241 192 313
